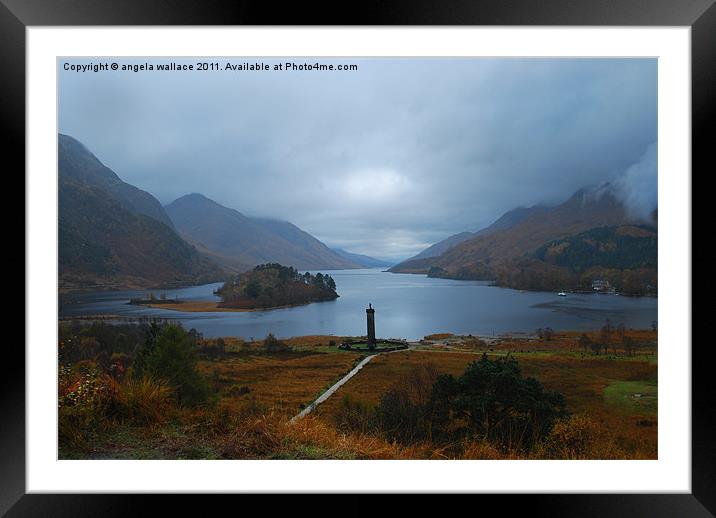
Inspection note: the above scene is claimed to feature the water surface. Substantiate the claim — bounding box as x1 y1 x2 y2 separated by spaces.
59 269 658 340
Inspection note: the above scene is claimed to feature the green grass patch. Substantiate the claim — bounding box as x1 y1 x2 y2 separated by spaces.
603 380 657 416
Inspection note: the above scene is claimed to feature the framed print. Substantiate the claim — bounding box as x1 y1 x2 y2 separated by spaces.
6 0 711 514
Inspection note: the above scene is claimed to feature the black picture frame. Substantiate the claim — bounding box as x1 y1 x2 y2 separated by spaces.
6 0 709 515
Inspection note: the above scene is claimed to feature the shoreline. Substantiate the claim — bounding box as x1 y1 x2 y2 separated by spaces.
386 271 657 298
140 300 322 313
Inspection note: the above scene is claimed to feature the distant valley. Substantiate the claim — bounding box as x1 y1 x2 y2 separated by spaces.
58 135 383 291
330 248 394 268
59 134 656 296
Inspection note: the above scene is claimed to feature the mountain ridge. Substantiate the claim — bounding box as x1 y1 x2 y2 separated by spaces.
59 134 175 229
58 136 224 291
165 193 361 271
389 186 657 295
405 205 550 263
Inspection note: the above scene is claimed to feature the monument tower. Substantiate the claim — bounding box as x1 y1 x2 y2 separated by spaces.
366 303 376 349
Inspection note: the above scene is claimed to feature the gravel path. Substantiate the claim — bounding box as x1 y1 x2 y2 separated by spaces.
290 344 419 423
290 353 378 422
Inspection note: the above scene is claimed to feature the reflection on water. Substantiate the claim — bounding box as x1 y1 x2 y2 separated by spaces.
59 269 658 340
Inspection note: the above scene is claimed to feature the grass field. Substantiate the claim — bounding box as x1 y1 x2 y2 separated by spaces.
59 328 657 459
315 330 658 458
198 350 364 417
603 380 658 415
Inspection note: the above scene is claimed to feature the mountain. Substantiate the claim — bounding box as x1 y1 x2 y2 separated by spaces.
389 186 657 295
59 134 174 228
534 225 657 271
409 232 475 261
391 205 547 270
437 188 629 267
58 135 224 291
331 248 394 268
165 194 361 271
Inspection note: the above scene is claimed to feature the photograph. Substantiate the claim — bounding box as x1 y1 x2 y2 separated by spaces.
57 56 659 461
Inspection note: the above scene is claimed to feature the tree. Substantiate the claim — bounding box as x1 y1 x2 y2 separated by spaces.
376 364 440 442
600 319 612 355
428 354 567 450
264 332 290 353
326 276 337 291
244 279 261 298
578 333 592 353
615 323 625 354
134 323 209 406
623 336 635 357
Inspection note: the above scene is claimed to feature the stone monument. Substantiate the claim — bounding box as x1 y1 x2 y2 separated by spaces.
366 303 376 349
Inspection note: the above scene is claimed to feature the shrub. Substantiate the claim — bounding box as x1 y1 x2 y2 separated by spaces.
429 354 567 451
58 363 113 413
264 333 291 353
134 323 210 406
58 364 116 451
334 395 376 434
375 364 439 442
540 414 624 459
227 385 251 396
115 376 173 425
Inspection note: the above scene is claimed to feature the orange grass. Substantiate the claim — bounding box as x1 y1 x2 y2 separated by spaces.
146 301 257 312
198 351 363 417
432 328 658 358
315 348 657 458
202 335 346 352
315 350 477 414
218 412 440 459
62 329 658 459
146 301 331 313
423 333 455 340
281 335 345 348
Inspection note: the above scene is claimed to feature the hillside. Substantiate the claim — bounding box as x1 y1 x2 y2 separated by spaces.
59 135 224 291
331 248 394 268
59 134 175 228
409 232 475 261
394 205 548 266
435 188 629 267
216 263 339 309
534 225 657 271
390 187 657 295
165 193 361 271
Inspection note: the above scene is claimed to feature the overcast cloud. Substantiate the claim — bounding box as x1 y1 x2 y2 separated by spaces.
59 58 657 261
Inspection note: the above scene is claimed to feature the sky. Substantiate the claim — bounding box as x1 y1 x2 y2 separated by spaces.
59 58 657 262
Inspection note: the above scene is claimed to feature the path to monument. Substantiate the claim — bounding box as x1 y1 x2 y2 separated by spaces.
290 343 419 423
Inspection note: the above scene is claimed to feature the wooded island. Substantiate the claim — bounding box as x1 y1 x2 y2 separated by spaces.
216 263 338 310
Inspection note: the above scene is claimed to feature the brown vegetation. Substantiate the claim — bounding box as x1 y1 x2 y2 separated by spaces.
144 301 295 312
198 351 362 416
316 335 657 458
58 320 656 460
